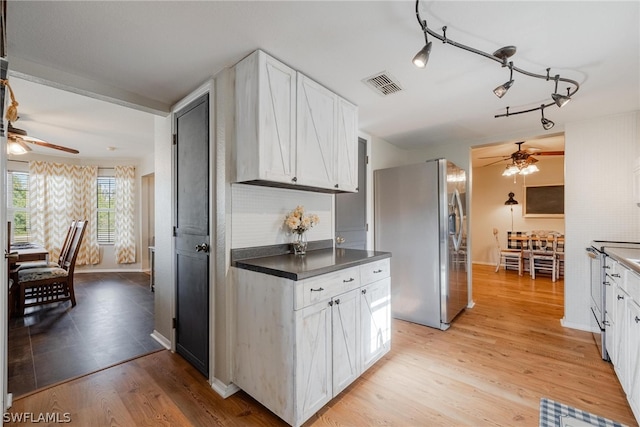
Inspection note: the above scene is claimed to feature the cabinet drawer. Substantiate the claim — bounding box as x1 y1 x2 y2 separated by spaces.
626 269 640 302
360 258 390 284
296 267 360 309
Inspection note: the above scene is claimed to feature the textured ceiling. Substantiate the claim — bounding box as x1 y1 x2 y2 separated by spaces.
4 1 639 159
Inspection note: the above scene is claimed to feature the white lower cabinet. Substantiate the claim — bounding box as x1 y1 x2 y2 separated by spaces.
234 258 391 427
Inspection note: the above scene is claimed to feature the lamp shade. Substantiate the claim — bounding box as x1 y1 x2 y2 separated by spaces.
504 192 518 205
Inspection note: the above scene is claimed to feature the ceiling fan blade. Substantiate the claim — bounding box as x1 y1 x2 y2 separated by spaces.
21 136 80 154
478 155 511 159
482 158 509 167
530 151 564 156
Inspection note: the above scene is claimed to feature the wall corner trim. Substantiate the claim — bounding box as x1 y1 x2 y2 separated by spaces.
210 378 240 398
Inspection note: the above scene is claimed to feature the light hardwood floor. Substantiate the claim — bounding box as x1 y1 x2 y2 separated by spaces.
7 264 637 426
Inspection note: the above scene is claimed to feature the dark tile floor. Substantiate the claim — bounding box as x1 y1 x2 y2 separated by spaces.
8 271 164 398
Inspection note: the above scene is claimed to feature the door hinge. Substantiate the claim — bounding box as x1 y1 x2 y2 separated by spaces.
366 155 369 165
366 223 369 232
172 134 177 145
172 318 177 329
172 226 177 237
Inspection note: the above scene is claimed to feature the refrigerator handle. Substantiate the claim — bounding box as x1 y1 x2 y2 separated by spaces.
452 188 464 252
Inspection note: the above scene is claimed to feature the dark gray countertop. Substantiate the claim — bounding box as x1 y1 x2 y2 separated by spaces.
604 247 640 275
233 247 391 281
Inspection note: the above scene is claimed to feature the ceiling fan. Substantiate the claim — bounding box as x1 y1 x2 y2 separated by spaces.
7 122 79 154
481 141 564 168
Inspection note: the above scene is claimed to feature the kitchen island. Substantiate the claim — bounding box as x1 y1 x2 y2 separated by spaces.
232 245 391 427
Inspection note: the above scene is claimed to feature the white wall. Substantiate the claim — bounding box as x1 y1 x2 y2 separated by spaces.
152 114 173 346
564 111 640 330
472 156 565 265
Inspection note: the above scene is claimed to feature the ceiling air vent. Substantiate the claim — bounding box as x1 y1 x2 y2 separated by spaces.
363 71 403 96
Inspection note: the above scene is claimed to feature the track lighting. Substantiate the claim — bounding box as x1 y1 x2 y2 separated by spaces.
493 62 514 98
551 76 571 107
413 41 432 68
412 0 579 127
540 105 555 130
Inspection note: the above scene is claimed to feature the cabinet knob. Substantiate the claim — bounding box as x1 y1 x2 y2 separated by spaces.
292 176 297 183
618 295 625 300
635 316 640 324
310 287 324 292
335 298 340 305
335 184 339 188
328 301 333 306
343 278 354 283
361 289 367 295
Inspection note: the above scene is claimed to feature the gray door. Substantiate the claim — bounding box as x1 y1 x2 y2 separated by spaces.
174 93 210 377
335 138 367 249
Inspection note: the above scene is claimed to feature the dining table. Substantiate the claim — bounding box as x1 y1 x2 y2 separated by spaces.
9 242 50 265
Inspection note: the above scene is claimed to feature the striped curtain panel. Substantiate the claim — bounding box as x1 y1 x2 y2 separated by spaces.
114 165 136 264
29 161 100 265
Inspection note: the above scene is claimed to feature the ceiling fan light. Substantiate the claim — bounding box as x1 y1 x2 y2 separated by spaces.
551 93 571 108
502 164 519 176
413 41 432 68
493 80 514 98
7 139 30 155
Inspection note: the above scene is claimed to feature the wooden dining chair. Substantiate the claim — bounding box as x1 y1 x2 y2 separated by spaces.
528 231 557 282
493 228 523 275
16 220 87 316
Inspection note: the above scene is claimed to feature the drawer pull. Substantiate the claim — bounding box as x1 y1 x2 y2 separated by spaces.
328 301 333 306
604 282 611 286
310 287 324 292
612 273 621 278
604 320 610 326
373 269 383 274
636 316 640 324
343 278 355 283
335 298 341 305
361 289 367 295
618 295 625 300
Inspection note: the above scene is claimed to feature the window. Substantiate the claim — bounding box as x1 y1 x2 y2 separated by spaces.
7 171 30 242
97 176 116 243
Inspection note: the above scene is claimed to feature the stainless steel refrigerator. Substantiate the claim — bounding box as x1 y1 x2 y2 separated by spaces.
374 159 468 330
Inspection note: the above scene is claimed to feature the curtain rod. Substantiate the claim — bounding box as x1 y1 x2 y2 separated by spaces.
7 159 117 170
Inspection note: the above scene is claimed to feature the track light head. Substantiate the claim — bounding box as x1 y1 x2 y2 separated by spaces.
493 80 514 98
551 92 571 108
540 106 555 130
413 41 432 68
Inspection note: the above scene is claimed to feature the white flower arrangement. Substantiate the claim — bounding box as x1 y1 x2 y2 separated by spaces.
284 205 319 235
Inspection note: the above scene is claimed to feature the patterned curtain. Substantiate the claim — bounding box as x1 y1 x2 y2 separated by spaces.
29 161 100 265
114 165 136 264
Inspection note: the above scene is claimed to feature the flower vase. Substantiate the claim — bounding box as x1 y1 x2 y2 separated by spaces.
292 232 308 255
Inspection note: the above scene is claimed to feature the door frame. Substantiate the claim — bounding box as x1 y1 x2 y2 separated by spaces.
171 80 215 383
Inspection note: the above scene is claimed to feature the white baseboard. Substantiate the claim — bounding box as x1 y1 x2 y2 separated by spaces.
150 330 171 349
560 317 597 333
467 300 476 309
5 392 12 410
211 378 240 398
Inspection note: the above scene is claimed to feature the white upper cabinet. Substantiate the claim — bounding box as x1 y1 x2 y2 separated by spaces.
296 74 337 190
235 50 297 184
235 50 358 193
335 98 358 192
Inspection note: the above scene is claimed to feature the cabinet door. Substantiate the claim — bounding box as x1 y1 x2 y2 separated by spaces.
332 288 360 396
627 299 640 415
295 299 332 424
361 277 391 372
296 73 337 189
235 50 297 184
335 98 358 192
614 286 629 391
